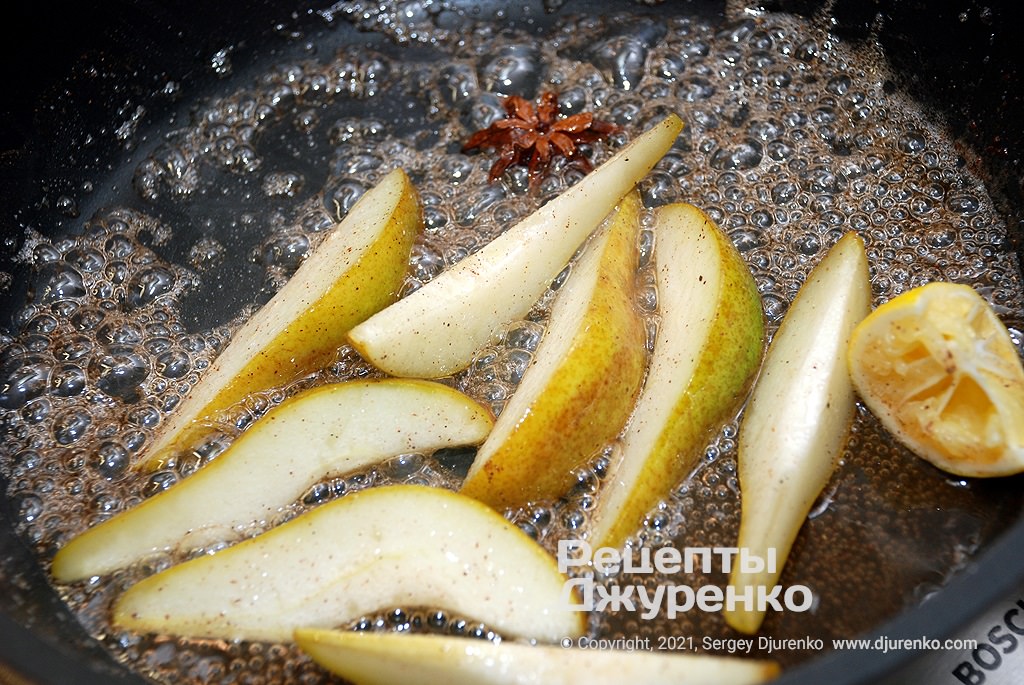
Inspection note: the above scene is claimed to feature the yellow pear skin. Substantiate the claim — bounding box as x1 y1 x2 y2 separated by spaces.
51 379 493 583
725 232 871 634
347 114 683 378
590 203 765 549
139 168 422 470
460 192 646 509
295 630 781 685
113 484 585 645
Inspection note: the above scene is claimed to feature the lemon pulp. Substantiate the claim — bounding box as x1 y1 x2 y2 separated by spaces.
848 282 1024 477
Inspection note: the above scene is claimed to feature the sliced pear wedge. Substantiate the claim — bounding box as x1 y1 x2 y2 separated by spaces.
139 168 422 470
51 379 492 583
112 484 584 644
294 630 781 685
459 191 646 509
589 203 765 549
725 232 871 635
347 114 683 378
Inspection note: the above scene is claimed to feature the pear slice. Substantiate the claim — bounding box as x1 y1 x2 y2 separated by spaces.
589 204 765 549
139 168 422 470
725 232 871 634
347 114 683 379
459 191 646 509
294 630 781 685
51 379 493 583
112 484 585 644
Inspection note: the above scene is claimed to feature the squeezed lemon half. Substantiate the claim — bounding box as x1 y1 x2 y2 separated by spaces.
848 282 1024 477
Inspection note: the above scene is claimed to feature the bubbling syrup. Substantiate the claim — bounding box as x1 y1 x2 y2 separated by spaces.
1 2 1023 681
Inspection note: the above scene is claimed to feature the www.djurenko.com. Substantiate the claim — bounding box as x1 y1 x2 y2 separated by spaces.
834 636 978 654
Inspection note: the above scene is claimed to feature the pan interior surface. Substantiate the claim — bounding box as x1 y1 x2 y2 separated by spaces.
1 2 1023 684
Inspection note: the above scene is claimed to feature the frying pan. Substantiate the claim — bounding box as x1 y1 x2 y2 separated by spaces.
1 1 1022 684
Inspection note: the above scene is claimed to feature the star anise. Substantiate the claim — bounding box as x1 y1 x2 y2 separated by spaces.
462 92 620 184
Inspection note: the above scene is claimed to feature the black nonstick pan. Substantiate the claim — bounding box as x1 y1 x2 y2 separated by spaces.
2 1 1022 684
